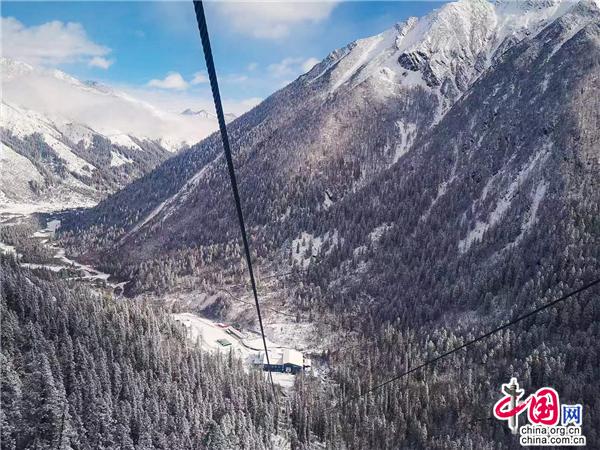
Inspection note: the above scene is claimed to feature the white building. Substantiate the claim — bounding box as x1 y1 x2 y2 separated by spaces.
253 349 311 374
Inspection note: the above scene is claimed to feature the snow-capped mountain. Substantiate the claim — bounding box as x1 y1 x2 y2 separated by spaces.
0 58 224 212
1 99 171 213
18 1 599 448
183 109 237 122
307 0 584 110
181 108 213 118
62 0 599 298
181 108 237 122
1 58 219 151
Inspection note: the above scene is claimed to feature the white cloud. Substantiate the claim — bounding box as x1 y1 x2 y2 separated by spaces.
121 86 262 118
212 1 338 39
225 74 249 83
1 60 262 147
147 72 189 90
268 57 303 77
88 56 113 69
302 57 320 72
268 57 321 78
191 72 208 84
1 17 110 66
247 62 258 71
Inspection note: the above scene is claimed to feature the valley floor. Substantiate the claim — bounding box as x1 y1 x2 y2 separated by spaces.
172 312 300 390
0 207 319 393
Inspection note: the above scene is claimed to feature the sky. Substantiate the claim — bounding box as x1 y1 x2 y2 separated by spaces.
1 1 444 115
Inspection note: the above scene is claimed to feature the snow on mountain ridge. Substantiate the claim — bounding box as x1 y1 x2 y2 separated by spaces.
307 0 585 103
1 101 95 175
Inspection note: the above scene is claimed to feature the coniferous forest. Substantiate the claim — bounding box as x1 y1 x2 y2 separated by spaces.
1 257 279 449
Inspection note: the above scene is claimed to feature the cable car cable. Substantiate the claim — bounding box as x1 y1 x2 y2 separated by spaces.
328 276 600 412
192 0 276 396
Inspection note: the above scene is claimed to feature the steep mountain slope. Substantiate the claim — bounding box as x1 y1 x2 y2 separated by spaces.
289 5 600 446
302 0 600 322
1 100 169 212
0 59 220 212
62 0 595 292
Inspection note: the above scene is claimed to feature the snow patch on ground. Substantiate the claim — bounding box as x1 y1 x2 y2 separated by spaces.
330 34 386 92
0 242 18 256
524 182 547 231
0 196 96 215
108 134 142 151
369 223 393 243
459 148 550 252
110 151 134 167
57 122 94 148
291 230 339 269
21 263 65 272
506 181 548 248
44 134 93 176
393 122 417 164
323 191 334 209
420 146 459 224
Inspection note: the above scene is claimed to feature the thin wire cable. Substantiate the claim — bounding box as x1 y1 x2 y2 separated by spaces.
217 286 298 318
192 0 276 395
226 269 296 290
329 276 600 411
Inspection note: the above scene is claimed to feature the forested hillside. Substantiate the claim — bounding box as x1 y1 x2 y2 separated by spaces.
0 257 280 449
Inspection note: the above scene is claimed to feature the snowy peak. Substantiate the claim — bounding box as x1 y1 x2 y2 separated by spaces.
181 108 213 118
307 0 586 102
181 108 237 122
1 58 35 80
0 99 174 212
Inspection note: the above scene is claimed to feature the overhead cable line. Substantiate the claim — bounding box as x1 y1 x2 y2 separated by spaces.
192 0 276 395
330 276 600 411
217 286 298 319
226 269 296 290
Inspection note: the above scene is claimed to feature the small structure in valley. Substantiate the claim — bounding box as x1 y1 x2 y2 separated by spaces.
253 349 311 374
216 338 232 347
226 326 246 340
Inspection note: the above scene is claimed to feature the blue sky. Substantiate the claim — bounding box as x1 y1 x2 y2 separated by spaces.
2 1 444 114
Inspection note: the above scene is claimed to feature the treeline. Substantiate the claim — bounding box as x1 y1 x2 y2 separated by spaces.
1 257 280 450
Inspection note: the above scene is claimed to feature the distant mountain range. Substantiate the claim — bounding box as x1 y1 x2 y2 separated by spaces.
0 58 222 212
181 108 237 122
